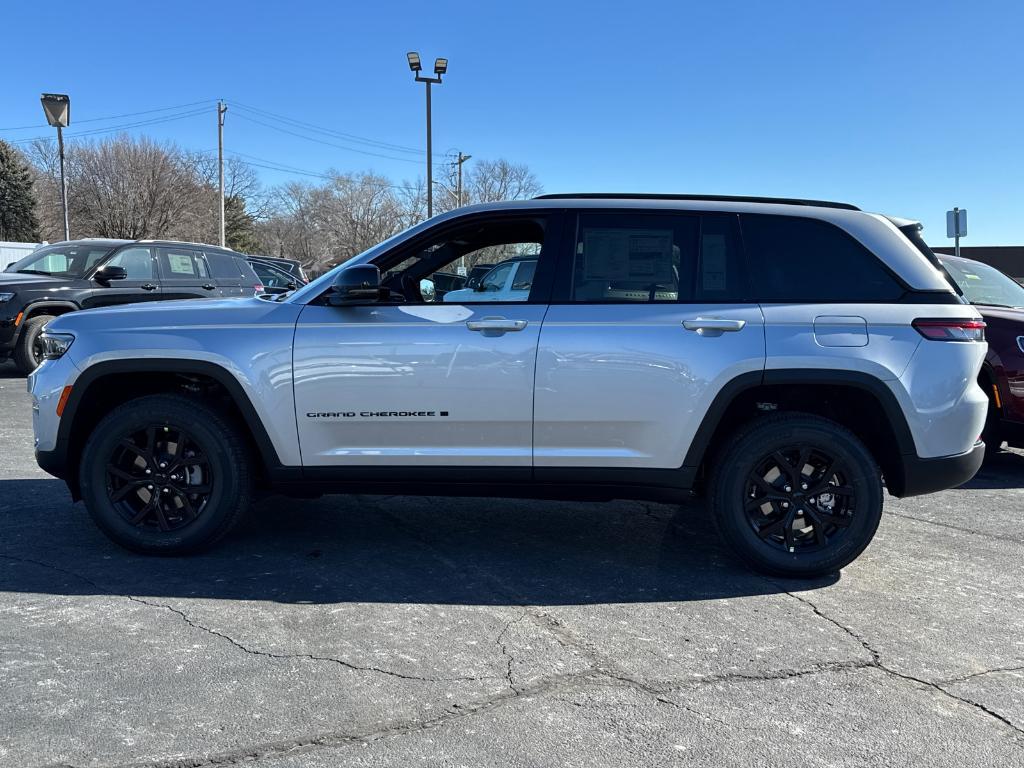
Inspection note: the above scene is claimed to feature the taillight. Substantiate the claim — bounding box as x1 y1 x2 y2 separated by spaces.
912 318 986 342
254 284 265 295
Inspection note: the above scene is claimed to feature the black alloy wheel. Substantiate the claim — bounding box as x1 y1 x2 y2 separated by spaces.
80 394 251 554
709 413 883 578
106 423 212 532
744 446 855 553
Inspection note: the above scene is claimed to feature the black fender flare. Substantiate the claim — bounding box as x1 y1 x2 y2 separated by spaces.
681 368 917 494
50 358 294 496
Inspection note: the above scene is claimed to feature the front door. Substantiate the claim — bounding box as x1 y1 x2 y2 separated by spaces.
534 210 766 470
82 246 163 308
293 212 560 468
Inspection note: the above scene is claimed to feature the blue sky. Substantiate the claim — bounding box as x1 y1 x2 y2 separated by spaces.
3 0 1022 244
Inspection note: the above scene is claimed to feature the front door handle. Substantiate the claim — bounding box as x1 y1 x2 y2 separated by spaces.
466 318 529 336
141 283 158 291
201 283 217 291
682 317 746 334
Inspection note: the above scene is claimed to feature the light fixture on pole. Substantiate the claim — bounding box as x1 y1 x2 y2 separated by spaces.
407 51 447 219
40 93 71 241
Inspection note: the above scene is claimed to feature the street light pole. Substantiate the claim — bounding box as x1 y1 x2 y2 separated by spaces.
40 93 71 241
218 101 227 247
407 52 447 220
56 125 69 241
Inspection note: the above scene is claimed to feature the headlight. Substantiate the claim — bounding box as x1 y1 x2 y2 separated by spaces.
39 332 74 360
0 292 14 303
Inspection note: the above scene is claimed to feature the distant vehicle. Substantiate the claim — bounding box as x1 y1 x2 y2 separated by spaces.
938 253 1024 453
427 271 466 300
247 255 307 283
1 239 263 373
465 263 494 289
248 259 305 295
443 257 536 303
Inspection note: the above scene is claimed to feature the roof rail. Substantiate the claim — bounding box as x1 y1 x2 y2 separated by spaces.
532 193 860 211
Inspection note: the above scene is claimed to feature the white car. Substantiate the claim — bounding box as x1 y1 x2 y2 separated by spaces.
442 257 536 303
29 194 987 577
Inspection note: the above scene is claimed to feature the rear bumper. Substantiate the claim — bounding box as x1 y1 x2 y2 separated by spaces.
892 441 985 498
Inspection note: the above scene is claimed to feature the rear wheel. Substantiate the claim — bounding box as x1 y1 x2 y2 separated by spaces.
79 394 252 554
709 413 883 578
14 315 53 374
980 379 1004 456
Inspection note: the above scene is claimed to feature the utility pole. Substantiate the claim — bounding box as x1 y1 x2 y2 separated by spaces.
455 151 471 207
218 100 227 247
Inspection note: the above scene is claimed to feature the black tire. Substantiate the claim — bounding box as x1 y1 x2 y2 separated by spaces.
980 385 1003 458
79 394 252 555
13 315 53 374
709 413 883 578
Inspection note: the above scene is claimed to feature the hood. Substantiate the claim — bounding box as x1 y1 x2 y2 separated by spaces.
45 296 300 335
0 271 72 288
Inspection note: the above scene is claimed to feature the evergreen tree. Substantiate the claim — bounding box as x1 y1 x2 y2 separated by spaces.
225 194 260 253
0 139 40 242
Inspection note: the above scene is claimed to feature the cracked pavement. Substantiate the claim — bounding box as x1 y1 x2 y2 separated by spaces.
2 363 1023 767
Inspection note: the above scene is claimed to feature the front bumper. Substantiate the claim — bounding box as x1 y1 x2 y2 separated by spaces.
893 440 985 497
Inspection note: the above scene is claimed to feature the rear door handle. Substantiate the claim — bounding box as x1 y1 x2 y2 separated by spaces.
141 283 158 291
682 318 746 334
466 318 529 335
201 283 217 291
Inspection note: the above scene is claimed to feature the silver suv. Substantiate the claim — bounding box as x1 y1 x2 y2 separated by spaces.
28 194 988 577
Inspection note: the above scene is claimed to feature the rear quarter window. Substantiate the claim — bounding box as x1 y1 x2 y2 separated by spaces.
740 214 905 302
206 251 244 280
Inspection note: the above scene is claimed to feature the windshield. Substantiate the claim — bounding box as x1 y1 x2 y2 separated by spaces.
939 256 1024 308
7 243 117 278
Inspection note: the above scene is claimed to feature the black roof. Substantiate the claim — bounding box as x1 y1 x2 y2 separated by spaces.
533 193 860 211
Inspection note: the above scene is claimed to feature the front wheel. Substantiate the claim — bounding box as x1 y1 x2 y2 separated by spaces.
709 413 883 578
79 394 252 554
14 314 53 373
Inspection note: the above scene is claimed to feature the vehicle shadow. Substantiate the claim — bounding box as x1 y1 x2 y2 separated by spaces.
0 478 835 605
0 362 24 379
961 447 1024 490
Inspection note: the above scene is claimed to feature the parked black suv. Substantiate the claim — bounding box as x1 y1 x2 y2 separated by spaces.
0 239 264 373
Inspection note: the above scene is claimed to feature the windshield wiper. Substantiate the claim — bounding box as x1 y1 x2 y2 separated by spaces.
16 269 51 276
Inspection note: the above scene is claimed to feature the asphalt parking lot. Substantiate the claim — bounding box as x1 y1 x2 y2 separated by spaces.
1 361 1023 768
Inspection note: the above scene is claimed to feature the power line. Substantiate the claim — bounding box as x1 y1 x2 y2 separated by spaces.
221 149 422 192
10 107 211 145
231 111 426 165
230 101 424 155
0 99 216 132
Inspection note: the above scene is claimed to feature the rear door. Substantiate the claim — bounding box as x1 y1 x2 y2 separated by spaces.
534 210 766 472
203 250 248 297
157 246 219 300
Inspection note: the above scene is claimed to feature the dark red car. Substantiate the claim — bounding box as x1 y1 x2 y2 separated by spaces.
939 254 1024 453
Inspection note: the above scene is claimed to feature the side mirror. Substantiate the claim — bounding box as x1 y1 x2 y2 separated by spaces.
327 264 385 306
94 264 127 284
286 281 297 291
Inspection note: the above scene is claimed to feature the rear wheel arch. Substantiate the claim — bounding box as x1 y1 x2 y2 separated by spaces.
684 369 915 496
58 360 291 499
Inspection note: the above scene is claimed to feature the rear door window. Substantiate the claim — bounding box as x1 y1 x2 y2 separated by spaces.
740 214 904 302
567 212 749 303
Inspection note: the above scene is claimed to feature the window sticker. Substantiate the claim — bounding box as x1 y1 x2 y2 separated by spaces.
168 253 195 275
582 228 674 282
